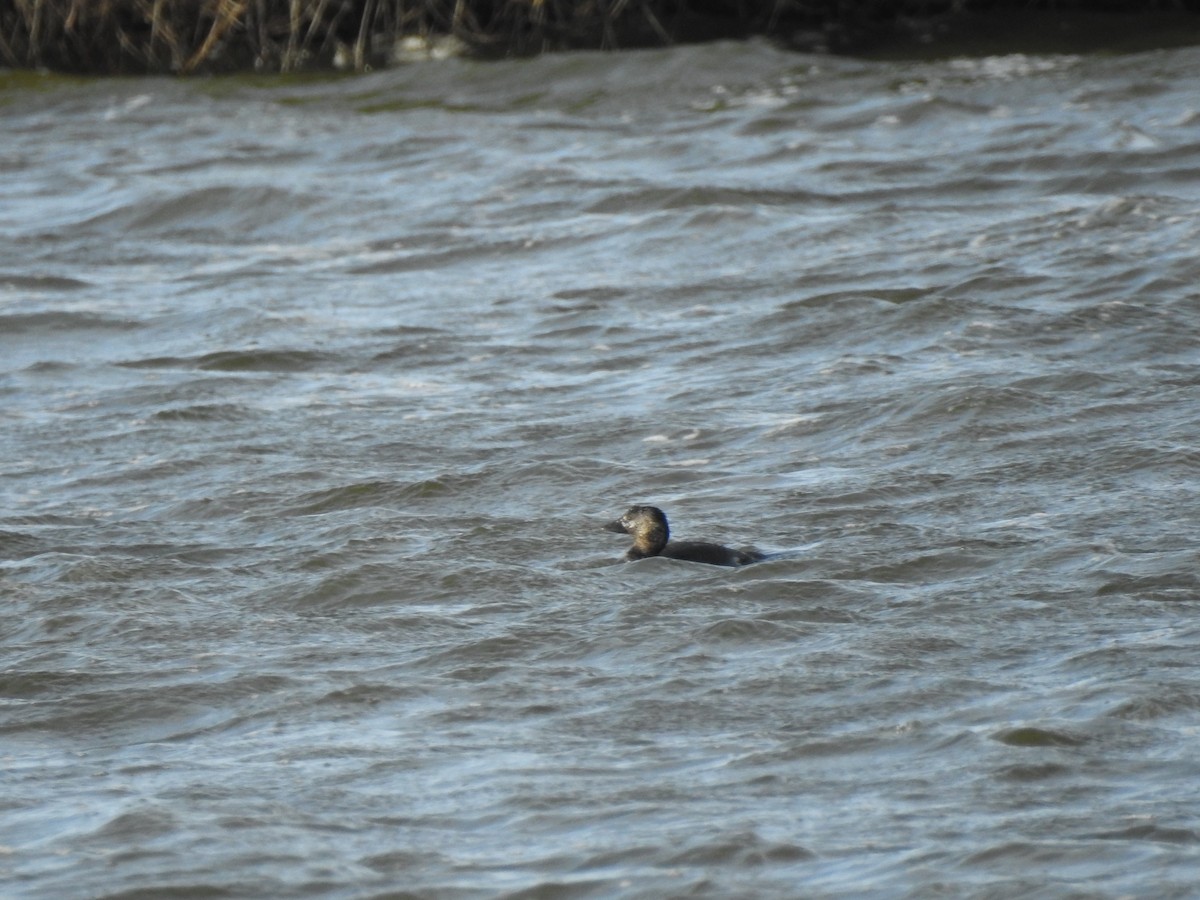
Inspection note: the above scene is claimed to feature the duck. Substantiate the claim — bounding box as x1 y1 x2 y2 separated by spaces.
604 505 764 567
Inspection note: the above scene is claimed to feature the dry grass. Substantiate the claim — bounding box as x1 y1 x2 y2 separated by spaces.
0 0 1197 75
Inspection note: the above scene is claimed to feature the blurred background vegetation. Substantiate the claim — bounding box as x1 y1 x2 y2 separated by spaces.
2 0 1198 75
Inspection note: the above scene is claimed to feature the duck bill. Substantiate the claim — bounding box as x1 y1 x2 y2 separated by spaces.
603 519 628 534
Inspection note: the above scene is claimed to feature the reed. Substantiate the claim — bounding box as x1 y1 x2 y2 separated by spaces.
1 0 1197 75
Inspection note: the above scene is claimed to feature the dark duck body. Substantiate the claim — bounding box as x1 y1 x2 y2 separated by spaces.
604 505 764 567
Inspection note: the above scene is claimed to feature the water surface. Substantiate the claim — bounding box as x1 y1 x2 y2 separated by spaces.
3 41 1200 898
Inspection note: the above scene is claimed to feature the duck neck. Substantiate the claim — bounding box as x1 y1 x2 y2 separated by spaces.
631 520 669 557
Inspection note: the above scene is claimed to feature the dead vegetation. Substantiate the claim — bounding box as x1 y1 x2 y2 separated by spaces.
0 0 1197 75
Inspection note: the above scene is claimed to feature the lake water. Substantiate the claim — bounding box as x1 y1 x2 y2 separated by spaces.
3 39 1200 898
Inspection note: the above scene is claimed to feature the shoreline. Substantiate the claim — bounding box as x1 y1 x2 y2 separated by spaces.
1 2 1198 76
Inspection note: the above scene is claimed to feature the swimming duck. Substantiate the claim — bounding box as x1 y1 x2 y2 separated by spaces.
604 505 764 567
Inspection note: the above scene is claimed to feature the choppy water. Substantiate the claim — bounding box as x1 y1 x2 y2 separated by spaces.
3 39 1200 898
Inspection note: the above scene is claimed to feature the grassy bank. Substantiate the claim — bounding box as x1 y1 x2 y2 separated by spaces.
2 0 1199 75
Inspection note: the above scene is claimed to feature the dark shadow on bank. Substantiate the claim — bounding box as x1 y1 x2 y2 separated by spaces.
2 0 1199 76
